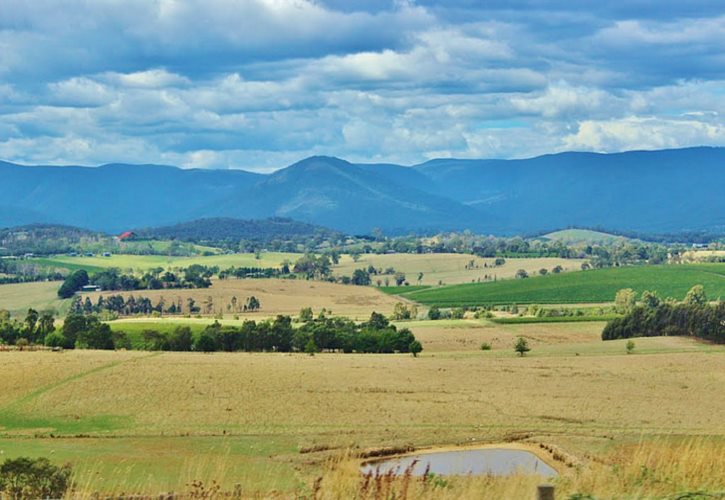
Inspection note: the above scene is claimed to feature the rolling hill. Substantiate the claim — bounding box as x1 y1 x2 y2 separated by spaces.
1 147 724 235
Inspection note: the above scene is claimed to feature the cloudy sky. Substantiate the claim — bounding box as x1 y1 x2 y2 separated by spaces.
1 1 724 171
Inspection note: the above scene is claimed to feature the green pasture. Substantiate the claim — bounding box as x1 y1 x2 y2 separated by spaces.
387 263 725 306
29 252 300 273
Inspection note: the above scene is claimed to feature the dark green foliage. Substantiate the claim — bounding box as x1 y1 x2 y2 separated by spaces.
428 306 442 320
514 336 531 356
602 298 724 344
57 269 89 298
76 317 114 349
126 313 421 354
0 457 72 499
409 340 423 357
351 268 371 286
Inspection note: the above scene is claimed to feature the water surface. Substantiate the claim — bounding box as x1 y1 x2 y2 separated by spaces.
361 448 557 477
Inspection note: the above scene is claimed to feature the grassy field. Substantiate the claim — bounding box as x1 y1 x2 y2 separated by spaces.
389 263 725 306
0 281 69 316
29 252 299 273
0 327 722 497
334 253 584 286
84 278 406 320
541 228 630 245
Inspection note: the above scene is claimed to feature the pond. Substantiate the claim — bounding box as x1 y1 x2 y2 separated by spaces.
361 447 557 477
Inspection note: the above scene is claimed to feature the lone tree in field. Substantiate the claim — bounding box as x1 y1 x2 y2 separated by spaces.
409 340 423 357
626 340 636 354
514 336 530 356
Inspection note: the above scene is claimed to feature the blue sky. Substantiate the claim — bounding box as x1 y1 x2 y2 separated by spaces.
1 0 724 172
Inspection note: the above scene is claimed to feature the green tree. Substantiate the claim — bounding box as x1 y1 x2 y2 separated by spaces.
409 340 422 357
614 288 637 314
428 306 441 320
626 340 636 354
299 307 313 322
57 270 89 299
304 337 319 355
514 336 530 356
641 290 661 309
515 269 529 279
0 457 72 499
684 285 707 306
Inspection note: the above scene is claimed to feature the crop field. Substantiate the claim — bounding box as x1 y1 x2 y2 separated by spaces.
541 228 630 245
334 253 584 286
84 278 406 320
0 281 69 315
682 249 725 262
391 263 725 306
29 252 299 273
0 328 723 496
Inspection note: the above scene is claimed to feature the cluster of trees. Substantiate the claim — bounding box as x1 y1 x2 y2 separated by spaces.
33 310 422 355
0 309 56 346
70 294 261 316
0 259 65 284
175 312 422 354
57 266 215 298
0 457 72 499
136 217 344 253
603 286 724 343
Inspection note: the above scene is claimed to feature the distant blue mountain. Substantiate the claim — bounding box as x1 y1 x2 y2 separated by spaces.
1 147 723 235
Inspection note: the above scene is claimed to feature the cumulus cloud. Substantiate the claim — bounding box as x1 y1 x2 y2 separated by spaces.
0 1 723 170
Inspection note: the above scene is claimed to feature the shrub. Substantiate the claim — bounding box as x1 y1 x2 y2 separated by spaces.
44 332 66 348
0 457 72 499
514 337 530 356
428 306 441 320
480 342 492 351
409 340 423 357
626 340 636 354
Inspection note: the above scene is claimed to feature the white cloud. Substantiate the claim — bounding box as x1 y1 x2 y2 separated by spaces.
562 116 725 152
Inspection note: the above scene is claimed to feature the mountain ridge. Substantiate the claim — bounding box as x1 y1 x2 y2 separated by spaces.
1 146 723 235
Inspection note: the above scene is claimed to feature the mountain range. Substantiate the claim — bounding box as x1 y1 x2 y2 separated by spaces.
1 147 724 236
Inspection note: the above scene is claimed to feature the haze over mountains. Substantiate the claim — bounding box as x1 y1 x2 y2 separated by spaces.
1 147 723 236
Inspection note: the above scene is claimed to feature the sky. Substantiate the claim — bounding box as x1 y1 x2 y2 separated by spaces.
1 0 724 172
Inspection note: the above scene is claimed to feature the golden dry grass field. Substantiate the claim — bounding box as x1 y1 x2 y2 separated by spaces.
333 253 585 286
0 322 723 497
82 278 407 320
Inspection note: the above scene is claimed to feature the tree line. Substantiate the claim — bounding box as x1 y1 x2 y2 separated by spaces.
138 312 422 355
0 308 422 355
602 285 724 343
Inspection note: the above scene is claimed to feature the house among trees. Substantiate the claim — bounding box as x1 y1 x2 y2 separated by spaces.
117 231 137 241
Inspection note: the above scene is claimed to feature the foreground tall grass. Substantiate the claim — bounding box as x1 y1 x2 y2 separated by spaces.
313 438 724 500
58 438 725 499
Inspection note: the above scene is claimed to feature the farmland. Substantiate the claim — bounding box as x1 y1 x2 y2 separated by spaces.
333 253 584 286
389 263 725 306
83 278 406 320
0 281 69 316
29 252 298 273
0 330 723 496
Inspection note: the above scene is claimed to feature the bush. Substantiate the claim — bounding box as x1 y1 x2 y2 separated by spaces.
0 457 72 499
514 337 530 356
480 342 491 351
44 332 66 348
428 306 441 320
